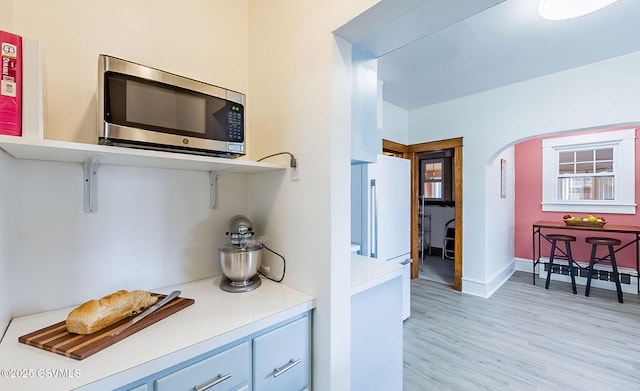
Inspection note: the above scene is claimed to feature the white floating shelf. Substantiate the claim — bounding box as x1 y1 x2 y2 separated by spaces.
0 135 285 173
0 134 286 212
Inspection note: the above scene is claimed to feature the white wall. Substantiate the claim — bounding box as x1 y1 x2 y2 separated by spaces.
10 160 248 316
0 0 11 29
422 205 455 251
0 0 14 337
409 50 640 296
480 146 515 296
7 0 249 145
0 1 386 389
0 1 253 305
247 2 379 390
0 1 251 316
382 100 409 144
0 150 11 337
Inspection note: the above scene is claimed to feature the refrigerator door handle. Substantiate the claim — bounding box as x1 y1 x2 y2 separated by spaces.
370 178 378 258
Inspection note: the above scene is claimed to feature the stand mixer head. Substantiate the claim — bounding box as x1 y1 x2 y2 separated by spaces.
227 215 254 246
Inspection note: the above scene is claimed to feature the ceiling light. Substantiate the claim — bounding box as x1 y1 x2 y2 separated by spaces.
538 0 620 20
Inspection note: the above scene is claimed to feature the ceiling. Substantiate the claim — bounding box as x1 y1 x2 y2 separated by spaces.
337 0 640 110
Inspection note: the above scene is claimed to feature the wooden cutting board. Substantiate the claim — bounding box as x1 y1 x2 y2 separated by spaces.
18 293 194 360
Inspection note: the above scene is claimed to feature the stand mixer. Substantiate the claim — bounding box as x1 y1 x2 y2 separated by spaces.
219 215 263 292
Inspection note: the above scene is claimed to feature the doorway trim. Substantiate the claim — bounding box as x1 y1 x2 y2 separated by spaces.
408 138 463 291
382 138 463 291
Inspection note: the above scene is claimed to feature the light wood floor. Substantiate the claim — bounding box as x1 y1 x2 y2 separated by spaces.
404 271 640 391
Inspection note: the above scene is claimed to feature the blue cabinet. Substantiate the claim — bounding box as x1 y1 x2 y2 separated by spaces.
351 276 403 391
115 313 310 391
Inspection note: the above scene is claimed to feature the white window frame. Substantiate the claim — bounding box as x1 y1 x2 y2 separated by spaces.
541 128 636 214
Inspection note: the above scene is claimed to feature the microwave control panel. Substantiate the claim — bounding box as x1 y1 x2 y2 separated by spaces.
227 105 243 142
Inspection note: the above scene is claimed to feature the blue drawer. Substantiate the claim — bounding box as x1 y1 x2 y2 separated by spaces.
155 342 250 391
253 317 310 391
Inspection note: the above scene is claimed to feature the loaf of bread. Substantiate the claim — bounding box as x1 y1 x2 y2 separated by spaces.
65 290 158 334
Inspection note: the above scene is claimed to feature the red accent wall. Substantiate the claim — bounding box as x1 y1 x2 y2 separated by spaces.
514 128 639 268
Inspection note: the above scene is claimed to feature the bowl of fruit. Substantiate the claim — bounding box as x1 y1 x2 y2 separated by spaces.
562 214 606 228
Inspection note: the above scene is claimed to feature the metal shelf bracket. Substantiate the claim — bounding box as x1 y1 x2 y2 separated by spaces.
209 169 237 209
83 155 102 213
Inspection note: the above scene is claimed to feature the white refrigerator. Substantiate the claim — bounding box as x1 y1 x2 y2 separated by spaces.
351 154 412 320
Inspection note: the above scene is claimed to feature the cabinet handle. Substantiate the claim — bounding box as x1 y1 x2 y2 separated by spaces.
273 358 302 378
193 373 231 391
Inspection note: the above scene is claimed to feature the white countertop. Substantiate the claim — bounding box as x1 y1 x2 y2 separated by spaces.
351 254 404 295
0 276 315 391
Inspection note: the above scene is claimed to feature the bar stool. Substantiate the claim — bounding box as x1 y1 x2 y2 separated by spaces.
585 237 623 303
545 234 577 294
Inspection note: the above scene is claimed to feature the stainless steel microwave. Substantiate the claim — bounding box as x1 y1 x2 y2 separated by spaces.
97 54 245 157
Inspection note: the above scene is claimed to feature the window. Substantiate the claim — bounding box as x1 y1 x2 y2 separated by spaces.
423 160 443 199
557 147 614 201
419 149 454 205
541 128 636 214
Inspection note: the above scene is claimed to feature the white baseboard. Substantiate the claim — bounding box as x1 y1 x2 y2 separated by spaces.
515 257 537 273
460 257 638 298
462 260 516 298
514 257 638 295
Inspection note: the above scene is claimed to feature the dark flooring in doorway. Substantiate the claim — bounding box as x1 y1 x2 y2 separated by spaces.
418 253 454 286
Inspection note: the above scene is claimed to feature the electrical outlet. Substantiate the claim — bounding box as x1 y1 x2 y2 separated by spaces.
290 157 301 181
260 265 271 276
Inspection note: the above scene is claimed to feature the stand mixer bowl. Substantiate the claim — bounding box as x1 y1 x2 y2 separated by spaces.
219 242 262 286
